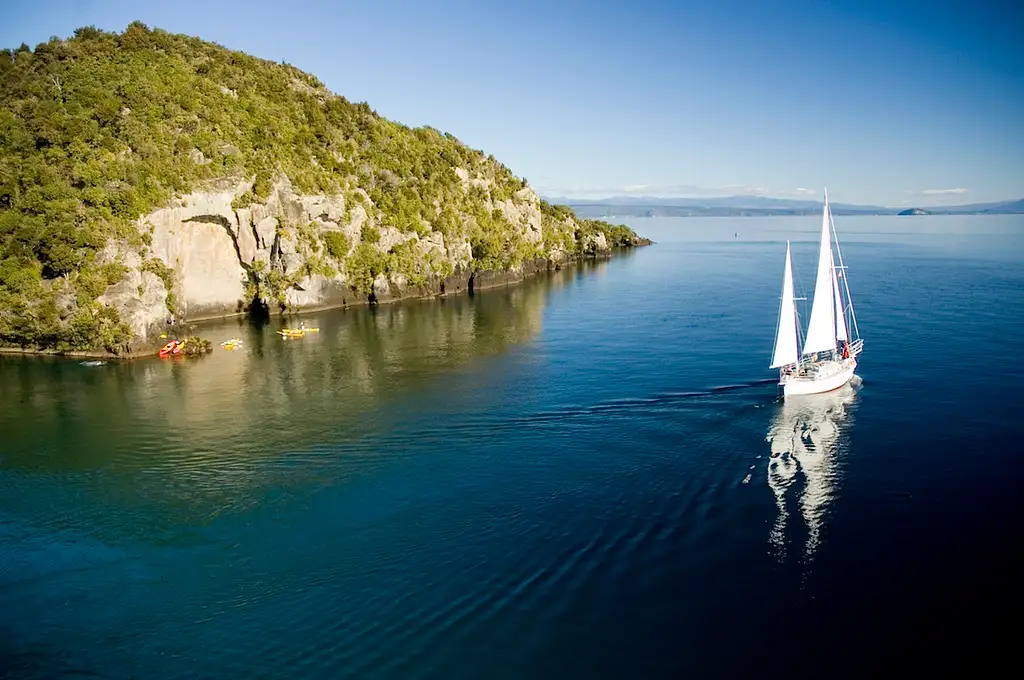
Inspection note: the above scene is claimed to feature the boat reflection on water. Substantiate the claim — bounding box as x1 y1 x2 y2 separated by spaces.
765 381 859 562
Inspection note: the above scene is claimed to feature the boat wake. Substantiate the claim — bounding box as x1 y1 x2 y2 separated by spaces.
496 379 779 427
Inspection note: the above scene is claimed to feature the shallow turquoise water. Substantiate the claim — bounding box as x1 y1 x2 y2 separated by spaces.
2 215 1023 678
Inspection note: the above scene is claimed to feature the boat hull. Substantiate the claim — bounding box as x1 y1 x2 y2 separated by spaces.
781 359 857 397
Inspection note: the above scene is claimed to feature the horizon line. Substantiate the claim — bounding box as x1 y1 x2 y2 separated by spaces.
535 192 1021 209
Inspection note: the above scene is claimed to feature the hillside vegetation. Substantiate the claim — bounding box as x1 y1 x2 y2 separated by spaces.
0 22 645 353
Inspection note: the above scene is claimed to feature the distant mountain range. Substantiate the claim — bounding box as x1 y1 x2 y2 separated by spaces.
543 195 1024 218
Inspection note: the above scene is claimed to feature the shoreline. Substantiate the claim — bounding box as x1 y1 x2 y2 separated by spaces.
0 247 649 362
0 347 118 359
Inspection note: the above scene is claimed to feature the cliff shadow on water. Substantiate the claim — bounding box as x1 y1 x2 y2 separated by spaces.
0 262 606 518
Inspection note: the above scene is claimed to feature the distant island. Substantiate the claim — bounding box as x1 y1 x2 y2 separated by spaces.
898 208 931 216
0 23 649 357
553 195 1024 219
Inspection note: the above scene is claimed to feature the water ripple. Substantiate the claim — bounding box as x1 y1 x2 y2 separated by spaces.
4 217 1021 677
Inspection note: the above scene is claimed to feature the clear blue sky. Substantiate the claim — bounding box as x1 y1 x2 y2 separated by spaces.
3 0 1022 206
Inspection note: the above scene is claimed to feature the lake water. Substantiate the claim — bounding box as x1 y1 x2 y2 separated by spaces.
2 215 1023 678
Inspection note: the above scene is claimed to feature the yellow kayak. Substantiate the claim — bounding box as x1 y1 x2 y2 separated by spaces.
278 327 319 338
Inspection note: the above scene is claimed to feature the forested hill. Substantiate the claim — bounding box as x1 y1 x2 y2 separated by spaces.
0 22 646 354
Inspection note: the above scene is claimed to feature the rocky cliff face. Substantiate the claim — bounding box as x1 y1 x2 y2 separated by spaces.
99 172 624 352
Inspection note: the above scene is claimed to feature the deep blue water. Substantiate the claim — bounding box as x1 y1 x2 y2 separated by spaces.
2 215 1023 678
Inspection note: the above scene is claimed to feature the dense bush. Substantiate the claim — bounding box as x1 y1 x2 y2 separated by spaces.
322 231 350 261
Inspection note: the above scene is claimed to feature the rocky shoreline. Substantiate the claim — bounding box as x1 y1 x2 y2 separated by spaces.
87 175 650 356
0 247 648 361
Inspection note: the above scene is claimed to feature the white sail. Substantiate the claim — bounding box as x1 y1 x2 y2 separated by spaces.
832 267 848 342
830 205 860 343
802 194 837 356
770 241 799 368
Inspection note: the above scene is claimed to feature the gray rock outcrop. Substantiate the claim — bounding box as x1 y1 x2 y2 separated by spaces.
99 170 623 352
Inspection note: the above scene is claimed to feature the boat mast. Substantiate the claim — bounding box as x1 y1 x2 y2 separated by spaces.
828 198 860 341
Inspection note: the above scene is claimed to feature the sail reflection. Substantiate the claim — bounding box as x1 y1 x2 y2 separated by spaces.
765 383 858 562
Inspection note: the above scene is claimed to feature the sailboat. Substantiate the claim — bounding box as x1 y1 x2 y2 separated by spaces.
770 190 863 397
